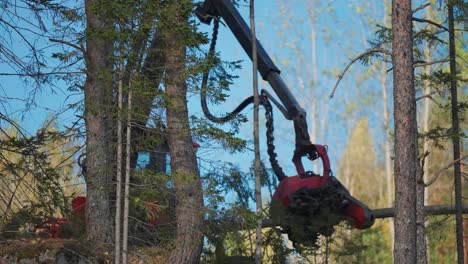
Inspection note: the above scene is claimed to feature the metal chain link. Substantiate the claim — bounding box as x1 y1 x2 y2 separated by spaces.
260 92 287 181
200 19 287 181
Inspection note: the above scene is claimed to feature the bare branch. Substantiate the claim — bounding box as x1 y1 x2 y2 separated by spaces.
387 58 451 74
0 71 83 76
418 151 430 182
416 90 441 101
412 17 449 31
49 38 85 54
414 58 451 68
413 28 429 40
425 154 468 187
413 2 431 14
329 48 392 99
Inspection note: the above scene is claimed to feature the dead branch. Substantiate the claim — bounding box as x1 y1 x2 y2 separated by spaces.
416 89 441 101
0 71 83 76
413 2 431 14
425 154 468 187
412 17 449 31
329 48 392 99
418 151 430 182
414 58 451 68
49 38 86 54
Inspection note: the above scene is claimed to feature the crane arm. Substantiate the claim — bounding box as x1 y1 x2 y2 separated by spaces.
195 0 311 149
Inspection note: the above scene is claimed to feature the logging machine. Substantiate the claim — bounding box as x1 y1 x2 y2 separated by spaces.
195 0 374 249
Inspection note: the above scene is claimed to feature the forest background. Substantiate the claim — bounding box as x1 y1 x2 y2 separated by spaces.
0 0 466 263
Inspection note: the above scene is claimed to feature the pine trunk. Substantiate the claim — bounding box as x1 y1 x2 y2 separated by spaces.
164 1 203 262
83 0 115 243
448 2 464 263
392 0 418 262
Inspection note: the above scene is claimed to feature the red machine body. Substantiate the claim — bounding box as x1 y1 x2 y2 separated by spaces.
34 217 68 238
195 0 374 250
270 145 374 248
34 196 87 238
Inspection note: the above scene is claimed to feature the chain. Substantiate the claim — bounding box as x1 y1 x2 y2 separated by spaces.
200 18 287 181
261 91 287 181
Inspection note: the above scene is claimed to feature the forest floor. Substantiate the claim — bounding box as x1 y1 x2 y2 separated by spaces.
0 238 166 264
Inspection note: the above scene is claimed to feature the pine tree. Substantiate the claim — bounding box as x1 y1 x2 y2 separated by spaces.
392 0 418 262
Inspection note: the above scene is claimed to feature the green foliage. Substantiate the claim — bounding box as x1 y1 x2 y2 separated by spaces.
427 216 457 263
417 69 452 90
0 206 43 239
331 224 392 264
127 170 176 247
201 158 293 262
191 116 247 153
368 24 392 48
0 118 78 234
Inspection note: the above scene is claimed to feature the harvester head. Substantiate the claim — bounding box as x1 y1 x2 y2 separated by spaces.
270 145 374 249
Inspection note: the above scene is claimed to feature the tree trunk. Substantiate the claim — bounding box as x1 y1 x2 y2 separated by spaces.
448 2 464 263
379 0 394 252
417 24 434 264
416 166 427 264
380 68 394 250
308 4 318 172
163 1 203 262
392 0 417 263
84 0 115 243
250 0 262 263
114 64 124 264
462 146 468 264
122 87 132 264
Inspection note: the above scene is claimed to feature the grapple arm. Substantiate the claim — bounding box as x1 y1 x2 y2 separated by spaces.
196 0 311 150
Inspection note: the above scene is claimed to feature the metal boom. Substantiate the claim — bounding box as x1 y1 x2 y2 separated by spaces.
196 0 311 148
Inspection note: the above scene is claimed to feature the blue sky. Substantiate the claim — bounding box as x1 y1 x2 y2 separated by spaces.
0 0 400 198
193 0 391 177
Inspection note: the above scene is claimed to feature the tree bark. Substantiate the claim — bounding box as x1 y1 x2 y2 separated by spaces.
416 22 434 264
392 0 418 263
379 0 394 253
416 175 428 263
462 146 468 264
308 3 318 172
448 1 464 263
84 0 115 243
250 1 262 263
380 67 394 249
114 64 123 264
122 87 132 264
163 1 203 262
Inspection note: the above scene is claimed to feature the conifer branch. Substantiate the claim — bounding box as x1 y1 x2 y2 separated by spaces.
415 90 440 101
412 3 431 14
329 48 391 99
412 17 449 31
49 38 85 54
